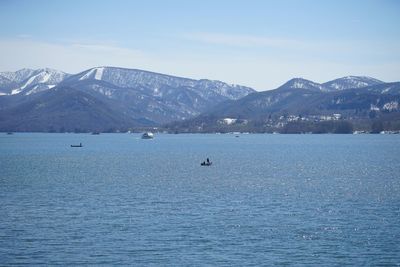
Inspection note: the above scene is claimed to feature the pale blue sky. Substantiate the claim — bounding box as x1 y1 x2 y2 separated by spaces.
0 0 399 90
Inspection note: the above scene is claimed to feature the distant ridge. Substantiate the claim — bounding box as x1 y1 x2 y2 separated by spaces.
166 77 400 133
278 76 384 92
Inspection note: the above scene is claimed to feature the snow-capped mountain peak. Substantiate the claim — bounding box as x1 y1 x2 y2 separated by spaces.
2 68 71 95
279 78 327 92
323 76 384 91
277 76 385 92
0 68 36 84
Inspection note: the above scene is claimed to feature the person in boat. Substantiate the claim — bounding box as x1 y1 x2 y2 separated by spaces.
201 158 212 166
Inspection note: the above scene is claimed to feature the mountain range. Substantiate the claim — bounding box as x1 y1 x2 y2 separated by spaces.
0 67 254 132
0 67 399 132
167 77 400 133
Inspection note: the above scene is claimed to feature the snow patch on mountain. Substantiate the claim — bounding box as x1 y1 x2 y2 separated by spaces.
221 118 237 125
370 104 380 111
79 69 96 81
11 77 31 94
25 84 57 95
383 101 399 111
95 67 104 80
78 67 104 81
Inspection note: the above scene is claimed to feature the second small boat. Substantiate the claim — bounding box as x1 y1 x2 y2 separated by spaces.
71 143 83 147
141 132 154 139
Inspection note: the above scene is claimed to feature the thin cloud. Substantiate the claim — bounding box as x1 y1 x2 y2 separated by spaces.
16 34 32 39
0 38 148 74
70 43 140 54
184 32 400 62
184 32 310 49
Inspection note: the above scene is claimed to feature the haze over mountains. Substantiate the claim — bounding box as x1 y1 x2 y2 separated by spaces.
0 67 399 132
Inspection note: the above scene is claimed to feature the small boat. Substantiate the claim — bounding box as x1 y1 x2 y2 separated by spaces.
91 132 100 135
201 158 212 166
6 132 13 135
71 143 83 147
141 132 154 139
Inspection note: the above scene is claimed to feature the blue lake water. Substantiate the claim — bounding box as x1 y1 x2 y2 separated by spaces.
0 133 399 265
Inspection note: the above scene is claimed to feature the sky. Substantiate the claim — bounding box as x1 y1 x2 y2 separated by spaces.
0 0 399 90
